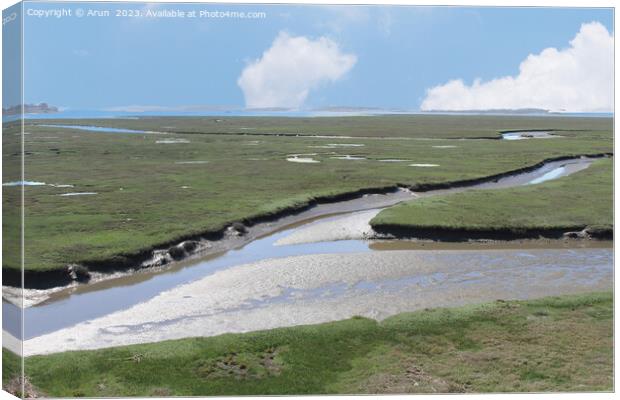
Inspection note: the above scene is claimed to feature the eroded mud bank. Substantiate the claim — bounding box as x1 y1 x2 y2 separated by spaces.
3 153 610 295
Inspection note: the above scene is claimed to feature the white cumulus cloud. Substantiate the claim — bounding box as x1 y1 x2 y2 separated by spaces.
238 32 357 109
420 22 613 112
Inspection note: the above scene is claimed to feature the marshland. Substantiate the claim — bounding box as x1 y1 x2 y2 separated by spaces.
1 114 613 395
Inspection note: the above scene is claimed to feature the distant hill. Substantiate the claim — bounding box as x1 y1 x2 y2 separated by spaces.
2 103 59 115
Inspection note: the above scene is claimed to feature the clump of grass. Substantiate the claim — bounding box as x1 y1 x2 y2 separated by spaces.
195 347 284 380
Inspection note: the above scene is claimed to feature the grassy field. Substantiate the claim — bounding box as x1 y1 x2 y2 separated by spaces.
371 158 613 237
1 115 612 273
32 114 613 138
2 122 21 278
3 292 611 396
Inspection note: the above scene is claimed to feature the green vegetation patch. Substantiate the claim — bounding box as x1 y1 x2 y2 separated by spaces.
2 116 612 272
17 292 613 396
32 114 612 139
371 158 613 235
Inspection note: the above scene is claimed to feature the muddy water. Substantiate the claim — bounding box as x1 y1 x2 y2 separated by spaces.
4 156 612 353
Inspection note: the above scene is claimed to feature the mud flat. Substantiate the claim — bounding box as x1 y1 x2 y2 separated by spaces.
275 209 383 245
22 247 612 356
3 330 21 356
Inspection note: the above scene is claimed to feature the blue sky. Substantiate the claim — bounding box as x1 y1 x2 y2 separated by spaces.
22 3 613 111
3 3 22 108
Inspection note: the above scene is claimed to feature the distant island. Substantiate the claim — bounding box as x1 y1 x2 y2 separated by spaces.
2 103 59 116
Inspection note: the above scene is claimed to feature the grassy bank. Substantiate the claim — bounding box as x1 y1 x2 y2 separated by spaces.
2 115 612 274
371 158 613 239
5 292 612 396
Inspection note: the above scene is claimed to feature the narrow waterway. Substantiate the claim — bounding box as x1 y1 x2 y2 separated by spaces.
36 124 164 134
1 156 612 355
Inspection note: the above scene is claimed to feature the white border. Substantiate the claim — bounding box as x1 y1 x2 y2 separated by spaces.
0 1 616 400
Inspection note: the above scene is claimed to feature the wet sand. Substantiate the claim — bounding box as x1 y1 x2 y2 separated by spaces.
23 248 612 356
275 209 382 245
3 331 21 356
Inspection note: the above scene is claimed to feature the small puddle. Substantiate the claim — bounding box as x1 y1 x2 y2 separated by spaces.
304 135 356 139
2 181 75 188
331 155 366 160
287 154 321 163
309 143 365 149
2 181 46 186
58 192 97 197
287 157 320 163
156 139 190 144
502 131 559 140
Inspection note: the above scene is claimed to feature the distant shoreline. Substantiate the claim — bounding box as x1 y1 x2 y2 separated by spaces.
2 109 613 122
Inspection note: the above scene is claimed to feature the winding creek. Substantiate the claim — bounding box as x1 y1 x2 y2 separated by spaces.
3 155 612 356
